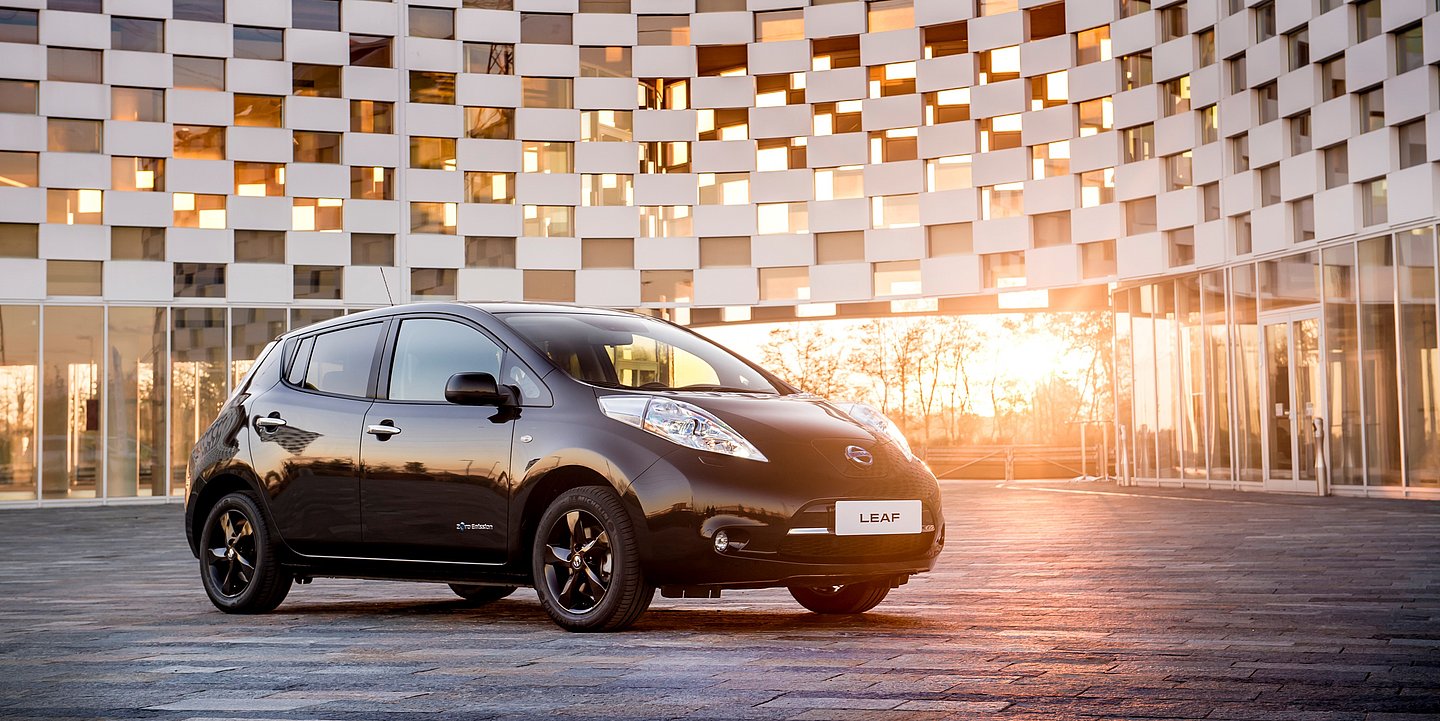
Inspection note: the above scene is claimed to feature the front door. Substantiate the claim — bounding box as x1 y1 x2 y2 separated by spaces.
359 316 514 563
1261 311 1325 494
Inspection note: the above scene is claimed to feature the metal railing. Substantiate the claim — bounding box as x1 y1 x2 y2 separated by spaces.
922 441 1114 482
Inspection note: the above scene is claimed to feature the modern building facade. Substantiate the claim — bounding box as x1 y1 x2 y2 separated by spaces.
0 0 1435 505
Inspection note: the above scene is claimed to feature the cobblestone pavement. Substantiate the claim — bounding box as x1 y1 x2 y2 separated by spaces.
1 480 1438 720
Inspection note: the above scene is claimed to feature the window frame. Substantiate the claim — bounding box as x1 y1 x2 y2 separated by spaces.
282 320 389 400
374 313 551 406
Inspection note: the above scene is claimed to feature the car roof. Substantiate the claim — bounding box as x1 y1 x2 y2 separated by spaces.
279 302 645 340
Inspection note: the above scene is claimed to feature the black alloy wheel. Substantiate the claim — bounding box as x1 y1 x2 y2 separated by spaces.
532 487 652 632
789 580 891 614
198 491 291 613
448 584 518 604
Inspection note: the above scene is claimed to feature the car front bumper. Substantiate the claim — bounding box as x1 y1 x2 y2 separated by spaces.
627 444 945 589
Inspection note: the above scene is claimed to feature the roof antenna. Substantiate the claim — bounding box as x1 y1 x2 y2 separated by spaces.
380 266 396 306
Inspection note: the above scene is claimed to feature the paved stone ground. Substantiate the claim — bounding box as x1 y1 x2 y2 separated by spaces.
1 480 1438 721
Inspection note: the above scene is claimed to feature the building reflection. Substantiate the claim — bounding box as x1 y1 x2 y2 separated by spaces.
1115 229 1440 496
0 306 318 503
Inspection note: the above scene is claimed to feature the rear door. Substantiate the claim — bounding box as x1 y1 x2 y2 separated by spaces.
358 316 516 563
248 321 386 556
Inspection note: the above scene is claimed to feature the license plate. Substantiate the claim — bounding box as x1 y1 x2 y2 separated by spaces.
834 500 922 536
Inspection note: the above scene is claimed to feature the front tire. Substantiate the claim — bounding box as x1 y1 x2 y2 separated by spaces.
449 584 517 605
789 581 891 615
531 486 653 632
198 491 292 614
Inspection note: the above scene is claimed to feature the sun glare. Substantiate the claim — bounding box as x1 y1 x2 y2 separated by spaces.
698 314 1093 421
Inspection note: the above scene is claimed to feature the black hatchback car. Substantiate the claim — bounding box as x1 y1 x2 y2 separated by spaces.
185 303 943 631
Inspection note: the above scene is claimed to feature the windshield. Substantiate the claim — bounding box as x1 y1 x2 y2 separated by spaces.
498 312 780 394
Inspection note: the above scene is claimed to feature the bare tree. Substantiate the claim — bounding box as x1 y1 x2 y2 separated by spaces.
759 324 850 399
934 317 982 444
1044 311 1114 422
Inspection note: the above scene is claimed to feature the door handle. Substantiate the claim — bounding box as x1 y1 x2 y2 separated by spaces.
366 422 401 438
255 415 287 430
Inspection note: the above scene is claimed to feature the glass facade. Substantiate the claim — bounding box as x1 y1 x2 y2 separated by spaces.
1115 229 1440 496
0 306 347 504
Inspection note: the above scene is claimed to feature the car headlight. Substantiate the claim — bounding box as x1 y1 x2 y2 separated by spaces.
598 396 768 462
836 402 915 460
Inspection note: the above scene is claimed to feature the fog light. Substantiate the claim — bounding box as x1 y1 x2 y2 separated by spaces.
713 530 729 553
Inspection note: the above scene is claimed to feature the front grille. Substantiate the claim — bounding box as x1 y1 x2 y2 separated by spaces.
778 532 934 562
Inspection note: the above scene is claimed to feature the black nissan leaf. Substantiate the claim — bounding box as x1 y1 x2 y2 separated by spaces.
184 303 943 631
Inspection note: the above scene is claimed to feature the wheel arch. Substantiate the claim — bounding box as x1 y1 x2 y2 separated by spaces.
513 463 648 576
186 470 269 558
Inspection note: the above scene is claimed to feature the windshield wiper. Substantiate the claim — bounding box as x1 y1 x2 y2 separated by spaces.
672 384 773 394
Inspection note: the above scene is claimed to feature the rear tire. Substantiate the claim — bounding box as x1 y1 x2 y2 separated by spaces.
449 584 517 605
532 486 653 632
789 581 891 615
198 491 292 614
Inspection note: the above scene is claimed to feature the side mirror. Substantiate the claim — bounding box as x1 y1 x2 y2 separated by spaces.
445 372 509 406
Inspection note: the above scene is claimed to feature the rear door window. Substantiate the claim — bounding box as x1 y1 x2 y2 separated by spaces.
293 323 384 397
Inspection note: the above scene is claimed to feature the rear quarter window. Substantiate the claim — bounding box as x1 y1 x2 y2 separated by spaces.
286 323 384 397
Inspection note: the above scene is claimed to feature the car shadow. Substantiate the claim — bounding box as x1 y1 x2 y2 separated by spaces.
274 596 936 634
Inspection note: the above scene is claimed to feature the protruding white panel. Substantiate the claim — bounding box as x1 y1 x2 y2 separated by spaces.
515 173 581 206
692 76 756 109
456 9 520 43
344 265 404 305
634 110 698 141
406 169 464 203
227 196 293 231
572 12 636 47
104 261 173 302
807 199 869 233
693 140 757 173
576 269 641 306
227 127 293 163
692 204 756 237
103 191 172 227
39 224 107 260
516 236 579 271
575 141 639 174
751 169 813 203
457 268 522 302
288 231 350 265
575 77 638 110
287 163 351 199
808 263 871 302
806 132 868 168
575 206 641 238
345 199 400 233
168 159 233 196
865 227 924 262
516 43 578 77
40 153 109 190
750 232 812 267
457 203 522 237
634 237 697 269
920 255 980 296
633 174 698 206
0 260 46 300
633 46 696 78
166 228 231 263
805 1 863 39
694 267 759 306
458 139 522 172
804 67 866 103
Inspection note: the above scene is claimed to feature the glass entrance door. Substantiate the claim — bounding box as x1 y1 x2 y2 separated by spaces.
1261 312 1324 493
